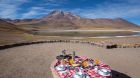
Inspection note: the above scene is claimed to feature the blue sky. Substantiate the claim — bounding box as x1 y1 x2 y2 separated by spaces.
0 0 140 25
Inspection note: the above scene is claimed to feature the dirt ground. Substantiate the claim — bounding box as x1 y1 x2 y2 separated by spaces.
0 43 140 78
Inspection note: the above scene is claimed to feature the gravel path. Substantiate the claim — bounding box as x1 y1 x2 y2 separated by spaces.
0 43 140 78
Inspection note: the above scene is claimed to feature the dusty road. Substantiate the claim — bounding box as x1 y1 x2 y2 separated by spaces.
0 43 140 78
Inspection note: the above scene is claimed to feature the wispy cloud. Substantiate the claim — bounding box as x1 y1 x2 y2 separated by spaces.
117 0 140 4
0 0 140 20
21 0 67 19
21 7 51 19
70 2 140 19
44 0 67 6
46 0 67 3
0 0 67 19
0 0 29 18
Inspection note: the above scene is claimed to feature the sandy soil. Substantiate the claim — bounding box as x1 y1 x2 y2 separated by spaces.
0 43 140 78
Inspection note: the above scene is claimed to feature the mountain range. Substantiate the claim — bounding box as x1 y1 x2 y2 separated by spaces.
1 10 140 30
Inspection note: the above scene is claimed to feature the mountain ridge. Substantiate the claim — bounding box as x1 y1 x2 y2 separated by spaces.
1 10 140 30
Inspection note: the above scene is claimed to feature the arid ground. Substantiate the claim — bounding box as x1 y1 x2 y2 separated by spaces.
0 43 140 78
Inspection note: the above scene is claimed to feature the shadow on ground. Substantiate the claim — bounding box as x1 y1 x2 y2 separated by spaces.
112 70 131 78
